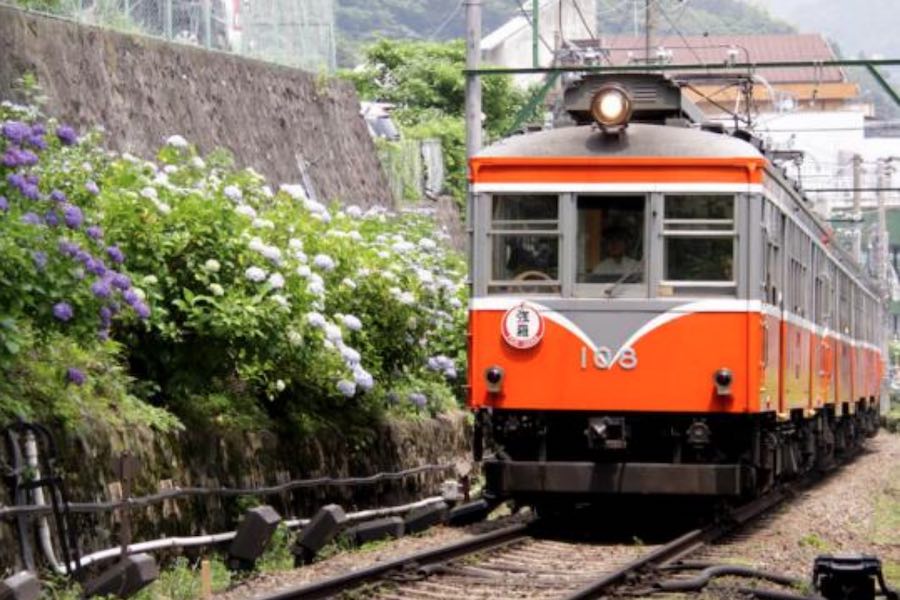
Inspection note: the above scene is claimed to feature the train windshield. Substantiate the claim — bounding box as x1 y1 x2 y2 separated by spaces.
576 196 645 286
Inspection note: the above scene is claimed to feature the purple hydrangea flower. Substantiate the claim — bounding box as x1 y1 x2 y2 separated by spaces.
111 273 131 290
74 249 92 265
90 279 111 299
21 212 42 225
86 225 103 240
25 174 38 185
50 190 67 203
133 301 151 319
32 251 48 270
52 302 74 322
66 367 85 385
6 173 25 190
62 204 83 229
86 258 106 277
31 123 46 136
408 392 427 409
1 149 20 168
122 289 140 306
58 239 78 256
56 125 78 146
21 183 40 201
20 149 38 166
45 211 60 227
2 121 30 144
97 328 110 342
0 196 7 212
99 305 112 325
106 245 125 264
84 181 99 195
26 135 47 151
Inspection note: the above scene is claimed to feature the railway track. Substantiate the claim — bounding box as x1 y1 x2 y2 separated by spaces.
254 470 847 600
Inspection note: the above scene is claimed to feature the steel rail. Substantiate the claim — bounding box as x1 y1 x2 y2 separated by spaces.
561 487 793 600
251 522 532 600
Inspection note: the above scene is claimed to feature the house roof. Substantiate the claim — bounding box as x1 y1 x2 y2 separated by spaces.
577 34 846 84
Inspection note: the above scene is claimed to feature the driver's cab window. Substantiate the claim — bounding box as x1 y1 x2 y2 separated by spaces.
488 194 560 294
576 196 645 294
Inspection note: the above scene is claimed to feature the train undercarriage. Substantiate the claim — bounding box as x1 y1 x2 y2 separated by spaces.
476 403 882 503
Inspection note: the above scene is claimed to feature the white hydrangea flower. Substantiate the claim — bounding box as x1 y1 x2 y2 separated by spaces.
345 205 363 218
270 294 289 307
341 314 362 331
449 297 463 309
357 268 371 278
377 251 390 259
153 173 170 187
209 283 225 296
399 291 415 305
261 246 282 264
245 266 267 282
140 187 158 200
235 204 257 219
261 185 274 198
295 251 308 264
190 156 205 169
324 323 343 343
418 238 437 251
287 329 303 347
416 269 434 284
156 202 172 215
313 254 336 271
341 278 357 290
310 273 324 287
252 218 275 229
133 287 147 300
223 185 242 202
203 259 221 273
340 345 361 365
336 379 356 398
275 379 286 392
163 165 178 174
280 184 308 201
288 238 304 251
348 230 363 242
306 311 326 328
353 366 374 391
445 368 458 379
308 280 325 296
166 134 189 148
392 241 415 253
267 272 286 289
248 237 265 253
297 265 312 278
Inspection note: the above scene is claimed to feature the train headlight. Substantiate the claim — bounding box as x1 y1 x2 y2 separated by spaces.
590 84 633 131
714 368 733 396
485 366 504 394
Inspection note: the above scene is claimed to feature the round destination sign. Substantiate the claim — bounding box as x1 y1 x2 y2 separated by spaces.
501 302 545 349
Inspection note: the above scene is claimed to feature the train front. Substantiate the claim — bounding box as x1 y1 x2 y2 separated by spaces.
467 75 768 503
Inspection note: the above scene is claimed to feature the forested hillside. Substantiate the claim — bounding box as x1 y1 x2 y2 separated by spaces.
335 0 792 66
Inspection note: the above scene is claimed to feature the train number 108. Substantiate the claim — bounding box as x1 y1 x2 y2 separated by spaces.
580 346 638 371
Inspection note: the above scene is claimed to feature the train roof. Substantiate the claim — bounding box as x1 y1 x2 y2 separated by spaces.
477 123 764 160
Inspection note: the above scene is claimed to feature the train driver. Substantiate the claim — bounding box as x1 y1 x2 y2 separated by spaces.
592 226 641 277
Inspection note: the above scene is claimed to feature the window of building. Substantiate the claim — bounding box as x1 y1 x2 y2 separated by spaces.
575 196 645 286
488 194 560 294
662 195 736 284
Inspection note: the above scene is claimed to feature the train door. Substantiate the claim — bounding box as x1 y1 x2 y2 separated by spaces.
812 254 834 409
836 273 852 413
762 200 783 414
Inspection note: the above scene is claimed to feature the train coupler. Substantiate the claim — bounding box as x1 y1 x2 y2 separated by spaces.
813 554 899 600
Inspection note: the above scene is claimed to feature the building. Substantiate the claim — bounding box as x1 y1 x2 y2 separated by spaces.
481 0 597 88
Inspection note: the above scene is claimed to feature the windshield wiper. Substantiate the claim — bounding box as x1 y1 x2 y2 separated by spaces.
604 261 643 298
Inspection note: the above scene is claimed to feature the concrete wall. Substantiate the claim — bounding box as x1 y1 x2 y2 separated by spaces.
0 5 391 206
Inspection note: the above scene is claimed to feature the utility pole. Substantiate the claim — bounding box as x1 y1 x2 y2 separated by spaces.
877 158 890 290
644 0 653 63
852 154 863 263
465 0 483 301
532 0 540 68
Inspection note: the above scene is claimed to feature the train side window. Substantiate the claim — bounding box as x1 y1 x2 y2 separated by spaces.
575 196 645 285
488 194 560 294
662 195 735 290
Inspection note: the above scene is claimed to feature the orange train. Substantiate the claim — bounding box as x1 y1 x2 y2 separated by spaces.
466 74 885 502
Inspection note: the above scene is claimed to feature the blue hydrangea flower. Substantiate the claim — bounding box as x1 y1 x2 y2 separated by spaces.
50 190 67 203
52 302 74 322
133 301 151 319
21 212 42 225
0 196 7 212
31 123 46 136
6 173 25 190
99 306 112 325
21 183 40 200
336 379 356 397
66 367 86 385
86 225 103 240
62 204 83 229
86 258 107 277
106 245 125 264
122 289 140 306
56 125 78 146
85 181 99 195
409 393 427 409
44 211 59 227
26 135 46 150
58 239 78 256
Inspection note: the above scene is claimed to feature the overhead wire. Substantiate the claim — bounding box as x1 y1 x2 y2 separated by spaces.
428 0 465 40
509 0 556 55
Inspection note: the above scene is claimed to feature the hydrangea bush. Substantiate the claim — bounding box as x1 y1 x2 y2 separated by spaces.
0 98 467 433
